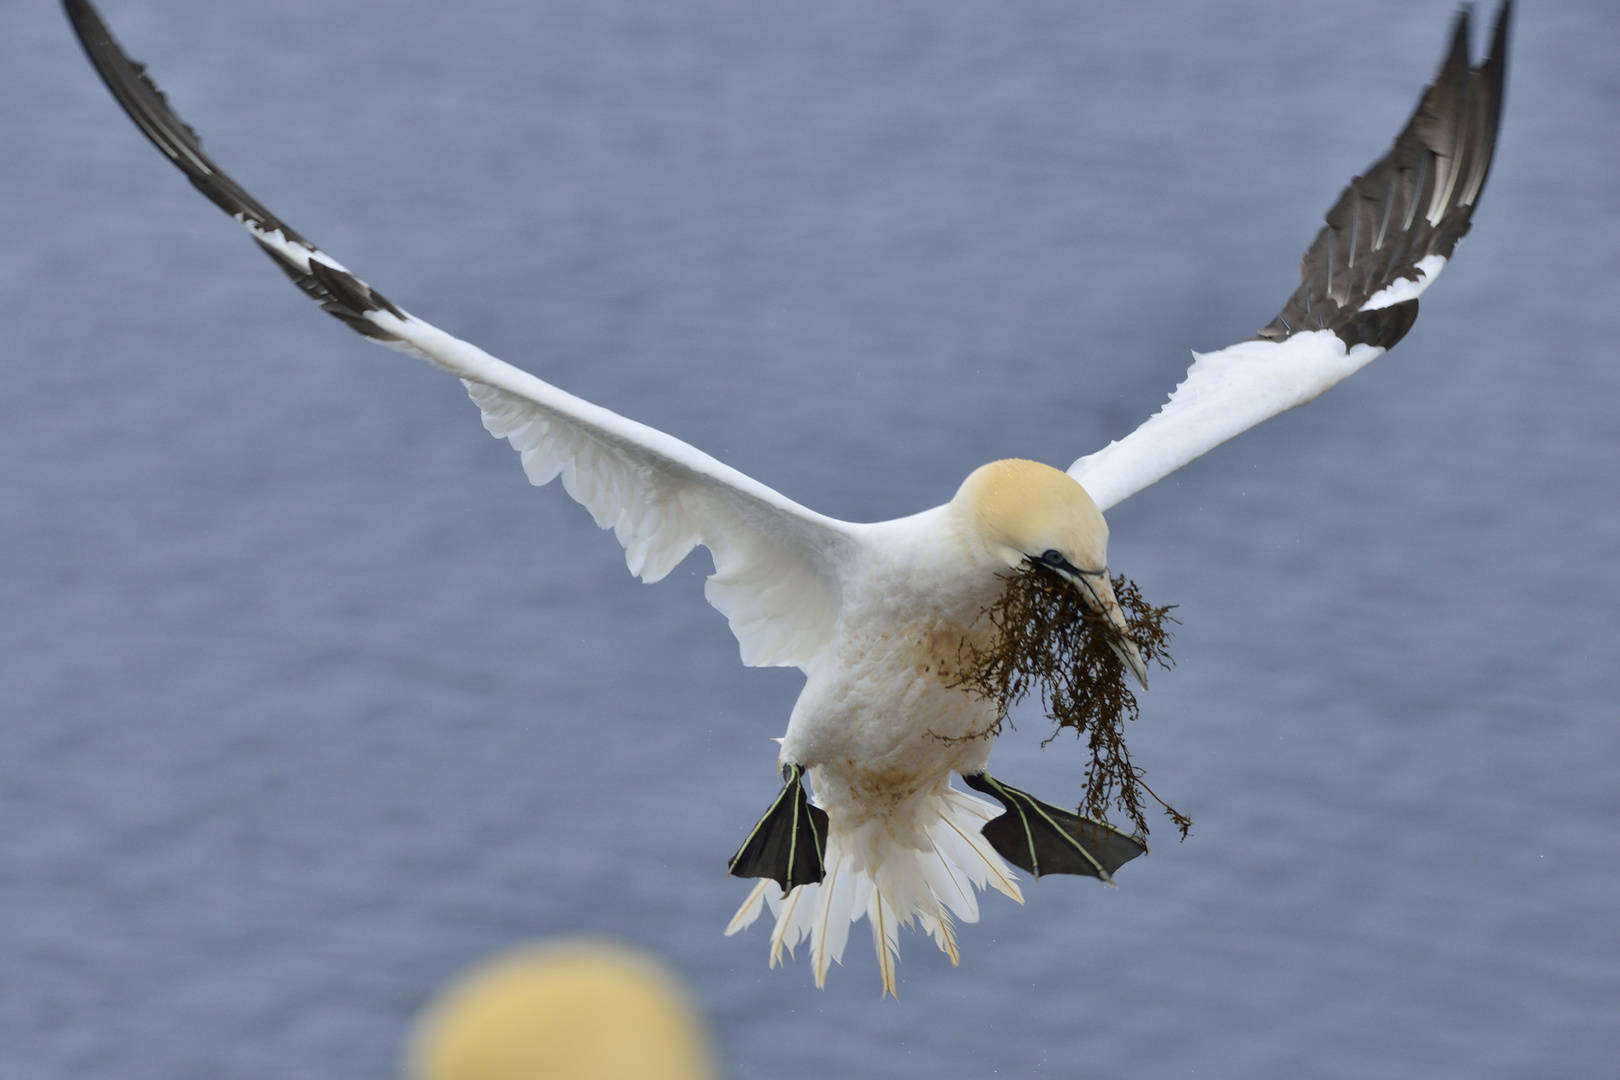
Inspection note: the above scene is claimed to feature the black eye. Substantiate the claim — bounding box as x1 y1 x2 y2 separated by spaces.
1041 550 1065 566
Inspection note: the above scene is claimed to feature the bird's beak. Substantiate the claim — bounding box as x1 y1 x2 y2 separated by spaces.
1059 568 1149 689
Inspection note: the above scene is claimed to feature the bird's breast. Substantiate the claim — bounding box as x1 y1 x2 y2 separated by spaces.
779 543 1010 799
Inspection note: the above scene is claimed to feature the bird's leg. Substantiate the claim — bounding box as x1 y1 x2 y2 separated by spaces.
962 772 1147 881
727 763 829 892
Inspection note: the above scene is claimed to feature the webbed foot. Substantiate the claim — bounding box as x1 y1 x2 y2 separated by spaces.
727 763 828 891
963 772 1146 881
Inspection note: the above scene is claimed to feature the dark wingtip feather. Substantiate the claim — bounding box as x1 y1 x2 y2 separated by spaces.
62 0 305 243
1255 1 1511 348
63 0 412 342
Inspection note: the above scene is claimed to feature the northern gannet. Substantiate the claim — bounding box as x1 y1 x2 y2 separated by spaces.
65 0 1510 995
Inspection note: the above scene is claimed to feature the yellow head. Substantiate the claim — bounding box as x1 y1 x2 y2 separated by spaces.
952 458 1109 573
952 459 1147 686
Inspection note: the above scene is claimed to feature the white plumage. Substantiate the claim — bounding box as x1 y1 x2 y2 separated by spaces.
65 0 1509 995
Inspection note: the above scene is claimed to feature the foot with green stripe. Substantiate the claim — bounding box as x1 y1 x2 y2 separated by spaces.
962 772 1147 881
727 763 829 892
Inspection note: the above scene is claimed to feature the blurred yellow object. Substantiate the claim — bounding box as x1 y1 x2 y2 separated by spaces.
406 939 719 1080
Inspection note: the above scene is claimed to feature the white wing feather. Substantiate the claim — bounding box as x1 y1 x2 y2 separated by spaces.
364 295 859 670
240 230 856 671
1069 329 1390 512
1069 255 1445 511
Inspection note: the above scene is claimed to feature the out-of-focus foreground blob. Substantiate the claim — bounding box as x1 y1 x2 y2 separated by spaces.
63 0 1509 995
406 940 718 1080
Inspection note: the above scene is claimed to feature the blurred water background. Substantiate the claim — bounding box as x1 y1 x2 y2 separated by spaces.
2 0 1617 1076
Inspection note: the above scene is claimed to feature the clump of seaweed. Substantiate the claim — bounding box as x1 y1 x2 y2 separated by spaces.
955 565 1190 840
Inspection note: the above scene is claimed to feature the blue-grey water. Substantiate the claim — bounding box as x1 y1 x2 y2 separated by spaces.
3 1 1616 1076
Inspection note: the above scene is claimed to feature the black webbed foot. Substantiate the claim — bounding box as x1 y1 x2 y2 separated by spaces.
728 763 828 892
963 772 1146 881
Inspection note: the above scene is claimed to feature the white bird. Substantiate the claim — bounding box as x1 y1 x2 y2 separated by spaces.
66 0 1510 995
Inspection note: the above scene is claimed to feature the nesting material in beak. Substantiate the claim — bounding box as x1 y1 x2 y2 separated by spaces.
1061 569 1151 689
956 565 1189 839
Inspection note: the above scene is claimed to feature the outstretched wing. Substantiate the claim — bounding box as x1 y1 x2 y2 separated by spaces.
1070 2 1510 512
65 0 859 670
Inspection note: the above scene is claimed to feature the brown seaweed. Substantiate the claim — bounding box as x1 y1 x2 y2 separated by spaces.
955 565 1189 840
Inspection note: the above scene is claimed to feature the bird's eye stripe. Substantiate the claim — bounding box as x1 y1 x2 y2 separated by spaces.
1030 550 1109 578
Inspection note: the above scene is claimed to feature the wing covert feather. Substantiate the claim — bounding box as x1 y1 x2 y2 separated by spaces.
459 372 852 668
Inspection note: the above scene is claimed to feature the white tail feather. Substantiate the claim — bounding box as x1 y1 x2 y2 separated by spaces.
936 793 1024 903
917 909 960 965
920 835 979 923
726 779 1019 992
811 855 857 987
870 891 900 996
769 882 813 966
725 879 770 936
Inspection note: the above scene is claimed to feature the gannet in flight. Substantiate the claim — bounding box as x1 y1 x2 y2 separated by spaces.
66 0 1510 995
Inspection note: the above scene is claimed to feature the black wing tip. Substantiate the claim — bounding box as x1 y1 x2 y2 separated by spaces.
61 0 104 52
1484 0 1513 96
1446 0 1513 72
1488 0 1514 53
1446 4 1473 62
1449 0 1513 100
1256 1 1511 349
64 0 303 241
66 0 418 342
